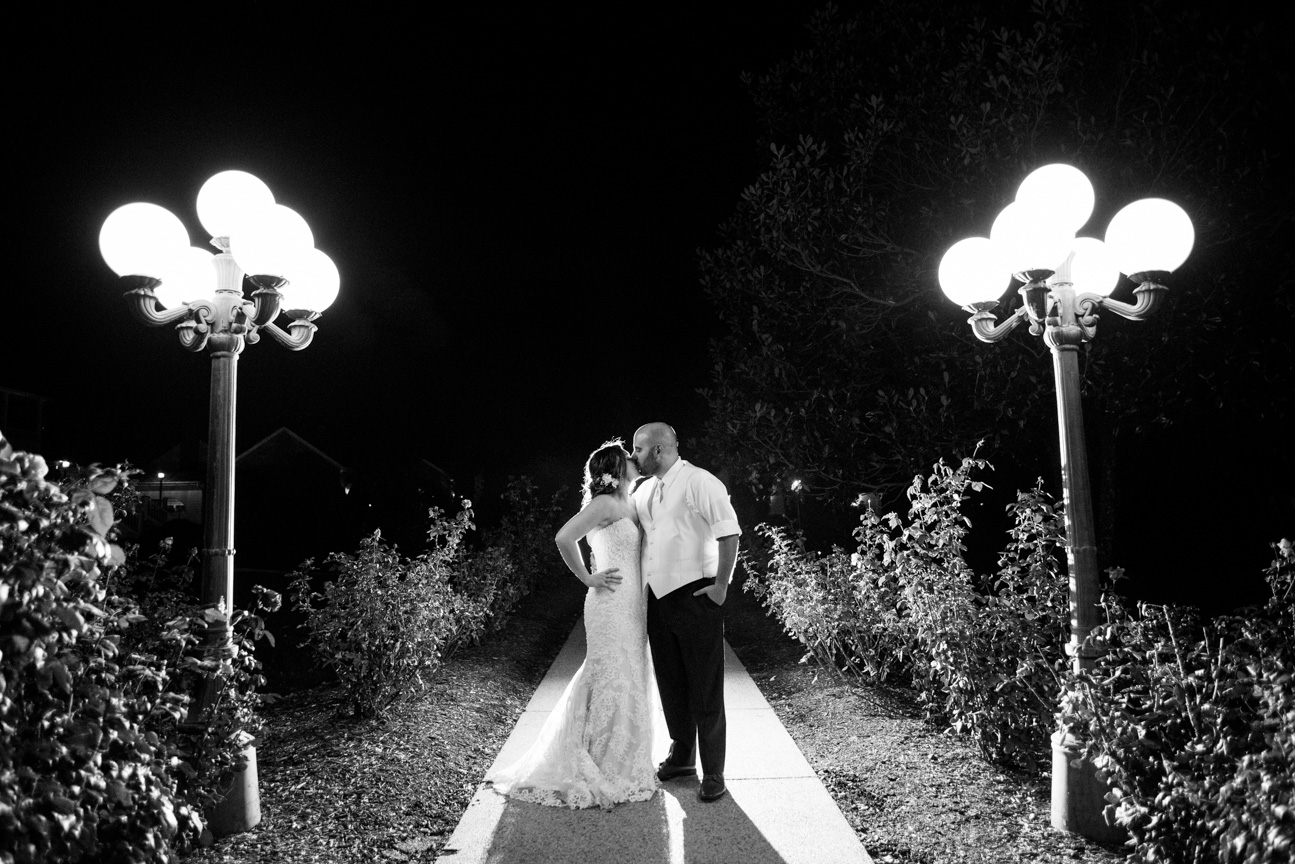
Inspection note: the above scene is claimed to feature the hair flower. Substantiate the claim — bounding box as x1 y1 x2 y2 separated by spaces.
599 473 620 489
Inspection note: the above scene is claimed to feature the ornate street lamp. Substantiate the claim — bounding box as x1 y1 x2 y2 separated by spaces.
938 164 1193 841
99 170 340 836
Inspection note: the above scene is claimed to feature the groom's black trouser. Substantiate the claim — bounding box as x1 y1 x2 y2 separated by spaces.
647 578 726 776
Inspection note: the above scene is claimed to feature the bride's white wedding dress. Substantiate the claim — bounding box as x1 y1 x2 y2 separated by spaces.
488 516 658 809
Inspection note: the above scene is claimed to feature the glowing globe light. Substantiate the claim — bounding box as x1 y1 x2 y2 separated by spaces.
1016 164 1095 234
1105 198 1194 275
280 248 340 312
229 204 314 280
990 201 1074 275
197 171 275 240
99 203 190 278
938 237 1010 306
1054 237 1120 297
155 246 217 309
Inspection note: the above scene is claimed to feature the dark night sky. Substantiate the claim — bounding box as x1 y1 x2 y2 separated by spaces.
7 4 1289 592
6 8 832 494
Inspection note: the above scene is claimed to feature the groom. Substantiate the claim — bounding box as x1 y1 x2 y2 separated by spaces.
631 422 741 803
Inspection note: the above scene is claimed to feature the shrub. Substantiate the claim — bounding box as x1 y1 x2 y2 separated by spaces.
107 542 279 827
1064 540 1294 863
743 519 911 683
744 455 1070 772
0 437 276 863
472 477 568 631
289 502 491 719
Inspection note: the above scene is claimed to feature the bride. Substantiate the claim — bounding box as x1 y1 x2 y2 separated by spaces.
487 439 658 809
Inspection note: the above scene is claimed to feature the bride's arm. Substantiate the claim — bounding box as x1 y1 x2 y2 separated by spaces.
555 497 622 590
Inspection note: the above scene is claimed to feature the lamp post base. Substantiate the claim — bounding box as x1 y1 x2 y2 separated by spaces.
1050 731 1124 843
208 745 262 838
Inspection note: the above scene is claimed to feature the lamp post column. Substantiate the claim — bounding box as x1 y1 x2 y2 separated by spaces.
1043 286 1117 840
202 339 239 615
193 303 261 836
1045 285 1102 672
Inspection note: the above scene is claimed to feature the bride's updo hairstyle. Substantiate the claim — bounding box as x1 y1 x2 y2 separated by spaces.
581 439 628 508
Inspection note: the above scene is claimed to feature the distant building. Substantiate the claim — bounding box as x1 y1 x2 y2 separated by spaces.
136 439 207 528
128 428 353 572
234 427 358 572
127 426 457 572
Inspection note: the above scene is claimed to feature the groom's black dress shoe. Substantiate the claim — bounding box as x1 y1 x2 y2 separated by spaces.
656 760 697 782
698 774 727 802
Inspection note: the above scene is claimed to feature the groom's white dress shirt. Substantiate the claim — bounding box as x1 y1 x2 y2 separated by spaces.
635 459 742 599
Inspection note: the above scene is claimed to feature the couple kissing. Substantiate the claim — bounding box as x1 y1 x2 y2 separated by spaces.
488 422 741 809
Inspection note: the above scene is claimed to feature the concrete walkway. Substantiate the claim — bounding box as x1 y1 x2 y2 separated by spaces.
436 618 873 864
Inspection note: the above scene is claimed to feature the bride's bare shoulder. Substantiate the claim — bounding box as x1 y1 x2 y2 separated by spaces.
586 497 642 535
582 495 624 533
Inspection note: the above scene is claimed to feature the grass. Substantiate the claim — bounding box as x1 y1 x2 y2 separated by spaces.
185 567 1132 863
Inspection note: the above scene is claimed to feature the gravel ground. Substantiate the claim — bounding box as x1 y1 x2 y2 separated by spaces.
185 567 1132 863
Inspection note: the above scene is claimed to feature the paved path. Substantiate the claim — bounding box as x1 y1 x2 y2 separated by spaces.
436 617 874 864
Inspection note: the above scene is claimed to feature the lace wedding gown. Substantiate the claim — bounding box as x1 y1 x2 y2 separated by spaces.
488 516 658 809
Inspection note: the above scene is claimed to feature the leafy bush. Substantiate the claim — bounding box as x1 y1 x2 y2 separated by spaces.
743 519 911 684
107 540 279 824
472 477 568 631
747 446 1293 855
289 502 492 719
1 436 276 863
289 478 569 720
745 454 1070 772
1064 541 1294 863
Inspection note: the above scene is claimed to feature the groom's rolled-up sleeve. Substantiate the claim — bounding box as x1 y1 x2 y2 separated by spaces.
687 473 741 539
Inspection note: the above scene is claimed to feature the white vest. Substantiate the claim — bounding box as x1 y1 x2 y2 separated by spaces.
634 460 741 598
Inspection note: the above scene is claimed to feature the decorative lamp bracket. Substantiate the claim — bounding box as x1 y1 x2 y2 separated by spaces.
1074 294 1102 342
261 312 320 351
1099 273 1170 322
965 300 1027 343
118 224 330 357
247 275 286 327
1016 270 1054 336
123 277 194 327
1040 282 1094 349
177 319 209 353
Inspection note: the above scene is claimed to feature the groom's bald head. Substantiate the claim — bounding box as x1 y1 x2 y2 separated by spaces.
635 422 677 451
631 422 679 478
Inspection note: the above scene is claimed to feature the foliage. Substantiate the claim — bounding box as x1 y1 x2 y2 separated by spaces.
1063 540 1294 862
290 502 492 719
744 453 1070 771
290 476 570 721
1 435 276 863
470 477 569 632
699 0 1292 508
742 521 910 685
106 542 280 825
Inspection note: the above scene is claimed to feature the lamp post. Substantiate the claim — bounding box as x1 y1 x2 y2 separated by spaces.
99 170 340 836
157 471 165 511
938 164 1193 841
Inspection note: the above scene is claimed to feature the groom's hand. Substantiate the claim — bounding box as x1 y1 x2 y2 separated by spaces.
693 582 727 606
